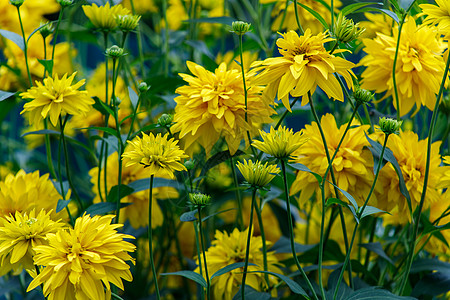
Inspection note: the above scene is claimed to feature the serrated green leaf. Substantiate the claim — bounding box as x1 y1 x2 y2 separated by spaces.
0 29 24 51
211 262 257 280
160 271 207 288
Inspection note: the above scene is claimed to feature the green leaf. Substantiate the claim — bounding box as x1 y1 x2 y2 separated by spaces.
128 86 139 108
0 90 16 102
341 2 381 16
346 287 416 299
297 2 329 30
210 262 257 280
399 0 415 10
84 202 131 216
411 272 450 298
288 163 322 184
160 271 207 288
327 198 359 223
180 210 197 222
327 180 359 211
410 258 450 274
56 199 71 213
0 29 25 51
127 177 183 193
92 96 114 116
26 21 56 43
21 129 60 137
78 126 119 138
37 59 53 76
106 184 134 203
246 270 307 296
269 236 316 254
422 221 450 235
232 285 271 300
359 242 394 265
202 208 237 222
379 8 400 23
360 206 388 219
183 16 236 25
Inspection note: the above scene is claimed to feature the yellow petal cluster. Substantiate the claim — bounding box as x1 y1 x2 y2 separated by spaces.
195 228 284 300
252 126 308 159
290 114 375 207
20 72 94 126
236 159 280 188
420 0 450 39
122 132 188 178
0 209 65 276
252 29 355 111
375 131 445 225
89 152 178 229
82 2 130 31
27 214 135 300
172 61 275 155
360 18 446 116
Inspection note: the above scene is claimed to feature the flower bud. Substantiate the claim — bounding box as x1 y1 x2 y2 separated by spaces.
236 159 280 189
334 13 365 44
184 160 195 170
138 82 149 93
189 193 211 209
56 0 73 7
353 87 373 105
105 45 125 59
39 21 54 39
116 14 141 32
379 117 402 135
157 114 173 128
231 21 251 35
9 0 25 7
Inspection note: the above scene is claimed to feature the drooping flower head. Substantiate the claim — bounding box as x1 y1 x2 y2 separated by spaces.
195 228 284 300
252 126 308 159
0 209 65 276
420 0 450 39
20 72 94 126
82 2 130 31
122 132 188 178
290 114 375 207
172 61 275 155
375 131 444 225
89 152 178 229
252 29 355 111
360 18 447 116
236 159 280 188
27 214 136 300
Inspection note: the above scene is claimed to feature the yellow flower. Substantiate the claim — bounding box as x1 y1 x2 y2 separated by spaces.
252 29 355 111
375 131 444 225
439 156 450 189
267 0 342 34
82 2 130 31
252 125 308 159
20 72 94 127
290 114 375 207
236 159 280 188
360 18 446 116
122 132 188 178
216 50 259 72
27 214 135 300
0 170 72 222
172 61 275 155
195 228 284 300
420 0 450 39
359 12 394 39
0 209 65 276
89 152 178 229
121 0 158 14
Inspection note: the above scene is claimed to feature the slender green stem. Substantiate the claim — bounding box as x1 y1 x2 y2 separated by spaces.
43 119 57 179
56 126 74 226
16 6 32 86
193 221 205 300
392 15 406 121
293 0 305 35
230 156 244 230
274 97 300 130
333 134 389 299
59 115 83 211
363 104 374 133
280 159 317 300
330 0 334 33
42 37 47 78
397 38 450 295
50 7 65 75
254 194 270 289
102 32 110 205
241 0 269 53
148 175 161 300
162 0 169 76
242 189 257 300
198 206 210 300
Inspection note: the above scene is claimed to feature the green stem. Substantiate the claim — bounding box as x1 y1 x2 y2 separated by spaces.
43 119 57 180
16 6 32 86
230 156 244 230
162 0 169 76
56 125 74 226
50 6 65 75
198 206 210 300
102 32 110 204
293 0 305 35
397 36 450 296
392 14 406 121
280 159 317 300
254 194 270 289
333 134 389 299
274 97 300 130
193 221 205 300
242 188 257 300
148 175 161 300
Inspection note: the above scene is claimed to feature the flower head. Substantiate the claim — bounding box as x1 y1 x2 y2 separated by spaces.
82 3 130 31
27 214 135 300
360 18 446 116
252 29 355 111
334 13 365 44
122 132 188 178
0 209 65 275
189 193 211 209
195 228 283 300
172 61 275 155
290 114 375 207
379 117 402 135
20 72 94 127
252 126 308 159
420 0 450 39
231 21 251 35
116 14 141 32
236 159 280 188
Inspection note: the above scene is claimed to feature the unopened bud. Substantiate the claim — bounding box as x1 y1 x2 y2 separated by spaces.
56 0 73 7
189 193 211 209
39 21 54 39
138 82 149 93
231 21 251 35
105 45 125 59
184 160 195 170
353 87 373 105
157 114 173 128
334 13 365 44
379 117 402 135
9 0 25 7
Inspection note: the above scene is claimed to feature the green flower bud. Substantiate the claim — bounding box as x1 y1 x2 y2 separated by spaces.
157 114 173 128
353 87 373 105
105 45 125 59
189 193 211 209
39 21 54 39
184 160 195 170
138 82 149 93
334 13 365 44
116 14 141 32
379 117 402 135
56 0 73 7
9 0 25 7
231 21 251 35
